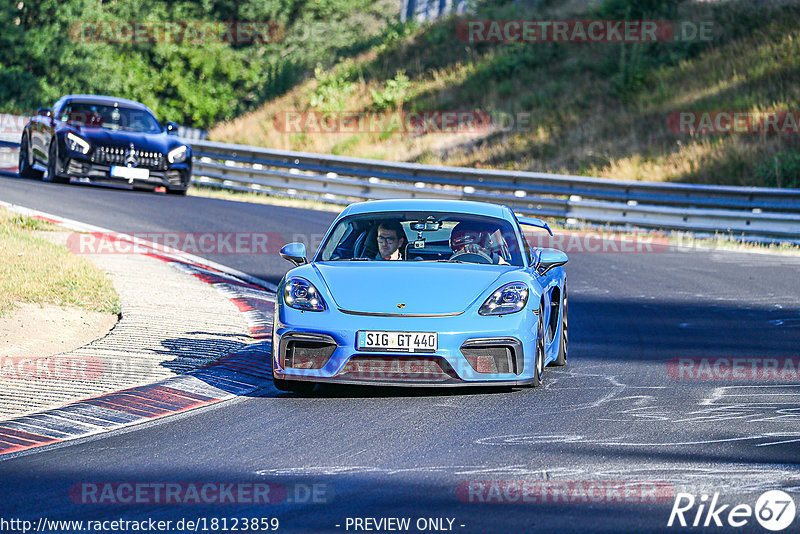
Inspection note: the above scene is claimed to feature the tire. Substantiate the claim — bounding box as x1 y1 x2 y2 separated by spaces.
553 283 568 366
273 375 316 394
531 307 546 387
47 141 70 184
18 134 43 179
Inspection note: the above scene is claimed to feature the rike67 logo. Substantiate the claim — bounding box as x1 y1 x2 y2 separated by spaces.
668 490 796 531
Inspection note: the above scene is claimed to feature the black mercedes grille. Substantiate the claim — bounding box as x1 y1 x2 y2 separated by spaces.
91 145 166 170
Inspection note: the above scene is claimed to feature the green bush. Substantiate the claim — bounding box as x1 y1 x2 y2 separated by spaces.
370 71 410 111
310 63 357 112
593 0 678 19
756 152 800 189
0 0 396 128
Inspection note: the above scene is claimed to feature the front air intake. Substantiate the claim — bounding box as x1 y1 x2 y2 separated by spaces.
280 334 337 369
460 338 523 375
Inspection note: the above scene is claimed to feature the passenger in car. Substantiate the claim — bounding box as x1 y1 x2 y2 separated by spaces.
375 220 406 260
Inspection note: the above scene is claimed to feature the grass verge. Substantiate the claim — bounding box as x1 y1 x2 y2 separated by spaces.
0 208 120 317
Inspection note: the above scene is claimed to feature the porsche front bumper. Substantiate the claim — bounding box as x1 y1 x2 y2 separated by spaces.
272 304 542 386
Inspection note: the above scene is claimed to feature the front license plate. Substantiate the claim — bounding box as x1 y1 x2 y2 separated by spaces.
357 331 437 353
110 165 149 180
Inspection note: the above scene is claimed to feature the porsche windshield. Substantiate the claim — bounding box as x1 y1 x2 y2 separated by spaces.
59 102 162 133
317 212 524 266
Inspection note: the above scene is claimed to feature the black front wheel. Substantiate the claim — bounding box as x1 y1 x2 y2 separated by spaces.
18 134 43 179
553 283 568 366
531 308 546 387
47 141 70 184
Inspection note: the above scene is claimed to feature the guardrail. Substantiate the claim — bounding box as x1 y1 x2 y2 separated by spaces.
2 114 799 240
190 139 800 240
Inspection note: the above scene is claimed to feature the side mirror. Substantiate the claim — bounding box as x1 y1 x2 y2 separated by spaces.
37 108 52 118
533 248 568 275
280 242 307 267
530 248 542 272
166 121 180 135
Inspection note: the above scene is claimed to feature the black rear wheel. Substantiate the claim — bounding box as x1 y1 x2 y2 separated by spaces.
18 134 43 179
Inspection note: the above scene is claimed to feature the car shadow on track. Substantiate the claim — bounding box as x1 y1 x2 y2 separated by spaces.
284 383 520 399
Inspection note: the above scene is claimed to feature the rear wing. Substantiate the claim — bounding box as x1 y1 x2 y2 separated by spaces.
517 216 553 236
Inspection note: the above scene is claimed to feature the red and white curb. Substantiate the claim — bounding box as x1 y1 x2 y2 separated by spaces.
0 201 278 458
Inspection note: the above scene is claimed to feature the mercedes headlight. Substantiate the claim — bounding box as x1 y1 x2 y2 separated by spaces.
479 282 529 316
167 145 188 164
284 277 326 312
66 132 90 154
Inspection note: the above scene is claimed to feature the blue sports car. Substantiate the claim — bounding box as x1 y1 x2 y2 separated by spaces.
271 199 569 392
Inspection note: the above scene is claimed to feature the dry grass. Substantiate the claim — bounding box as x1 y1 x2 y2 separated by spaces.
0 208 120 316
209 1 800 188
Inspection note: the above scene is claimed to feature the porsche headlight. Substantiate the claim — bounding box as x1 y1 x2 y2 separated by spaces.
167 145 188 164
479 282 529 316
284 277 326 312
66 132 90 154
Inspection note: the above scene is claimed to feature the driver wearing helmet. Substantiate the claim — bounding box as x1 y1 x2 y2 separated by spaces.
449 221 509 264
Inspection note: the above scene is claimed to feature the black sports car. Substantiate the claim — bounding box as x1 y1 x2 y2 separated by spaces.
18 94 192 195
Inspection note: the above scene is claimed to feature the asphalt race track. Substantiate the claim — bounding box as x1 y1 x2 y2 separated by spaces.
1 173 800 533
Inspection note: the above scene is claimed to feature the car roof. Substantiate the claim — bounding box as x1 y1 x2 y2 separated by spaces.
340 199 514 220
58 95 155 113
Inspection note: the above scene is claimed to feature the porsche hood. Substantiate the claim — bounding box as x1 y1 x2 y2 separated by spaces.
312 263 512 315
